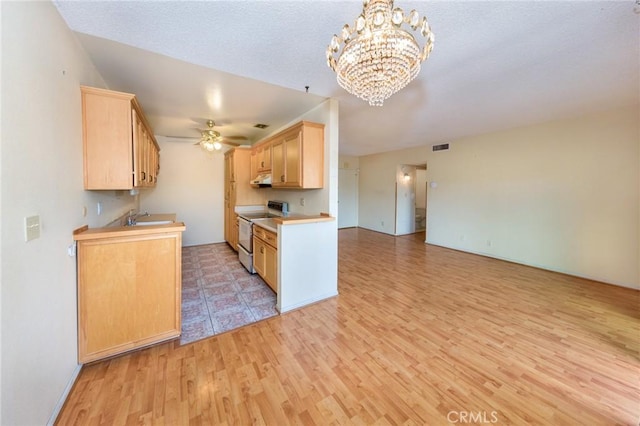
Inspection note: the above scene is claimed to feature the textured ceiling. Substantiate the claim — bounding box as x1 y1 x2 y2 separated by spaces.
54 1 639 157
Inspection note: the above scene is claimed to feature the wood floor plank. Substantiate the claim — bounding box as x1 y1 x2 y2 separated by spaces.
57 229 639 425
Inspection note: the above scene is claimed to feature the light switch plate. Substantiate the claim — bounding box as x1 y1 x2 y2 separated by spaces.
25 215 40 242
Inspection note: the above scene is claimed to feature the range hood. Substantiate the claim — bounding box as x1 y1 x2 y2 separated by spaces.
250 173 272 186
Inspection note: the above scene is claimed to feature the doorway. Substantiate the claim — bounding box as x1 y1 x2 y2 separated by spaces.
395 164 427 236
338 168 358 228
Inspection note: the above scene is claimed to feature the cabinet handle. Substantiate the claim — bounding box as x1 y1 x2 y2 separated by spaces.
260 246 264 254
281 175 285 182
261 161 264 168
141 171 146 181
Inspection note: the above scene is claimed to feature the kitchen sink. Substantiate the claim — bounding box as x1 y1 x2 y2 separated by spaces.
132 220 173 226
126 213 176 226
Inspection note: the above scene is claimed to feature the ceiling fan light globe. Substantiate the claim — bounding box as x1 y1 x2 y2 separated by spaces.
200 139 214 151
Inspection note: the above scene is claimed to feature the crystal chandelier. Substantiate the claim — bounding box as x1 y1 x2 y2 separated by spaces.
326 0 434 106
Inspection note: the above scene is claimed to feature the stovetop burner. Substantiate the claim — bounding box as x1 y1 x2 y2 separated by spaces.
237 200 289 221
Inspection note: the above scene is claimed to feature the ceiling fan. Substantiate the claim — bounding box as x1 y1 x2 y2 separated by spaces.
169 119 248 151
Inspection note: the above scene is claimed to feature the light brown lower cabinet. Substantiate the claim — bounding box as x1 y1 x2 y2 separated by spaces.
253 226 277 293
75 227 184 363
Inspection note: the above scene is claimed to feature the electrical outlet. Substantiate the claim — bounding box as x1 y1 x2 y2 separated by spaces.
300 197 305 206
97 202 102 216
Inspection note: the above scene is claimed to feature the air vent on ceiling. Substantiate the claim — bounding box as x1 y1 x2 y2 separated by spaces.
432 143 450 152
254 123 269 129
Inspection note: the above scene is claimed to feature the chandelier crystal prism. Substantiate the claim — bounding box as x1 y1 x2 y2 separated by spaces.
326 0 434 106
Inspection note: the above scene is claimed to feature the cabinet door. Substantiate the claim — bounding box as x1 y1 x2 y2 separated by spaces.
224 199 238 250
149 143 159 185
264 244 277 292
83 90 134 189
224 199 230 243
253 237 266 277
250 149 258 179
253 144 269 173
144 133 153 186
224 154 237 201
132 110 144 187
283 131 301 187
271 132 301 187
260 144 272 171
132 109 157 188
228 151 236 182
77 234 181 363
141 128 150 186
271 140 285 184
231 215 239 251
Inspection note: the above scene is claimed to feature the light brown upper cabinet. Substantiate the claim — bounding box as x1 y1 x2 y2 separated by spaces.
256 143 272 173
250 142 272 182
81 86 160 190
270 121 324 189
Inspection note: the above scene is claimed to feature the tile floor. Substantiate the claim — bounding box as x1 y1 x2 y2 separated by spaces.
180 243 278 345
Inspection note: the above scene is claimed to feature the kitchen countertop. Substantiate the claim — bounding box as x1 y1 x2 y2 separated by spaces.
73 213 185 241
252 218 278 233
252 214 334 234
273 214 334 225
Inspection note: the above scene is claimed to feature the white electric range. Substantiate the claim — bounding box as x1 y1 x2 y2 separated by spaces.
237 200 288 273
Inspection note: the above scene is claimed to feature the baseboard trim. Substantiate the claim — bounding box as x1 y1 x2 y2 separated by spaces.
47 364 82 426
279 291 339 313
425 240 639 290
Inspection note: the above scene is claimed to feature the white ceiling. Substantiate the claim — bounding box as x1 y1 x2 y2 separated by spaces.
53 1 639 157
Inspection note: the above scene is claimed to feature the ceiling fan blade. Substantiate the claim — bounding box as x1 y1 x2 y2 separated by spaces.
162 135 198 140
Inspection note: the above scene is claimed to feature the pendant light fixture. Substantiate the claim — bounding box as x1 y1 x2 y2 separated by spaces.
326 0 434 106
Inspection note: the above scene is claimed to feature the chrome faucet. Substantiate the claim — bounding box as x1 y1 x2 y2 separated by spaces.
125 210 151 226
126 210 137 226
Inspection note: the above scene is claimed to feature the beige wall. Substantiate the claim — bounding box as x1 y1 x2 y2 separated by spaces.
1 2 138 424
140 138 227 246
339 155 360 170
359 106 639 289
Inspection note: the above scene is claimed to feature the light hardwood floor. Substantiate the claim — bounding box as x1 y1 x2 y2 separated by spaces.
57 228 639 425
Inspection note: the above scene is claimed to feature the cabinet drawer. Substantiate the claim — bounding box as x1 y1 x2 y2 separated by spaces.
254 226 277 248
